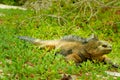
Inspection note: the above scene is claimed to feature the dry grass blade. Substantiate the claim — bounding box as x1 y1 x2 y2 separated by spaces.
105 71 120 77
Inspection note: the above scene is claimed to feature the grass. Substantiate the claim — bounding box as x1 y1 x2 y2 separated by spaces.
0 3 120 79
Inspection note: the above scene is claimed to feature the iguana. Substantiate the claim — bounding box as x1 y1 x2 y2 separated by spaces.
18 34 119 68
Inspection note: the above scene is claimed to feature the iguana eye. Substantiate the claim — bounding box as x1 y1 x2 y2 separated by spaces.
102 44 107 48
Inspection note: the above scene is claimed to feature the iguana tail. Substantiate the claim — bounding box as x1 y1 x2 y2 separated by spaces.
18 36 44 45
18 36 60 49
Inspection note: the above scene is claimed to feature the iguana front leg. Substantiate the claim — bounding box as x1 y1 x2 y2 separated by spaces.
97 55 119 68
65 53 83 63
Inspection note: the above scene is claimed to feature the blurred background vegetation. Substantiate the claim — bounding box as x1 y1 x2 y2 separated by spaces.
1 0 119 34
1 0 120 33
1 0 120 50
0 0 25 5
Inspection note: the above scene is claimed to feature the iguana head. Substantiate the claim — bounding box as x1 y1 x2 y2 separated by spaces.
85 34 112 57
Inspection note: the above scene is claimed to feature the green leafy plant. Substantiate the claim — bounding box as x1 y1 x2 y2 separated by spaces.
0 1 120 79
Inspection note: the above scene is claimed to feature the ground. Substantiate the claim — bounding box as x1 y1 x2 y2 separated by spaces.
0 3 120 80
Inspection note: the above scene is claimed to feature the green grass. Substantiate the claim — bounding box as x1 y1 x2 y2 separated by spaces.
0 5 120 79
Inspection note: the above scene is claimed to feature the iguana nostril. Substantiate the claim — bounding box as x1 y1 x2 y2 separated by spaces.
109 45 112 48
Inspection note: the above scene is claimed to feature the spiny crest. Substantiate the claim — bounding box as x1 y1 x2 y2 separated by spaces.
61 35 87 43
86 34 98 42
61 34 98 44
18 36 36 42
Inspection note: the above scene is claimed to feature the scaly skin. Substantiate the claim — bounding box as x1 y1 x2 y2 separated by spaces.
18 34 119 68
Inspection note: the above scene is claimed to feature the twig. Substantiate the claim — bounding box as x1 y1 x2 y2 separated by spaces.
83 2 87 16
105 0 117 6
63 0 84 17
87 1 93 21
87 25 97 34
18 14 68 27
105 71 120 77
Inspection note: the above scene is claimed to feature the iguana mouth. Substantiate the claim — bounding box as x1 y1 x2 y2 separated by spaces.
104 48 112 54
106 47 112 50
